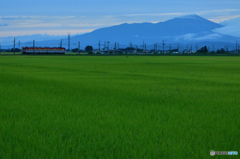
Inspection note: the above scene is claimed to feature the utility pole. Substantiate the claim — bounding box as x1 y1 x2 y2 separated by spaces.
145 43 146 53
236 41 238 54
114 42 116 51
60 39 63 48
98 41 100 51
18 40 20 49
14 38 16 55
162 40 165 52
78 42 80 53
130 42 132 52
104 41 110 51
68 33 70 51
33 40 35 53
142 41 144 53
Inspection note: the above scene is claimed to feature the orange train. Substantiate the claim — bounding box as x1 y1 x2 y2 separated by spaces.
22 47 65 54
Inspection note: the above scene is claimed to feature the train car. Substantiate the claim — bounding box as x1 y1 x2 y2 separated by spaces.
22 47 65 54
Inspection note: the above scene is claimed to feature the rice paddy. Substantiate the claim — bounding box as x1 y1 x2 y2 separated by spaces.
0 56 239 158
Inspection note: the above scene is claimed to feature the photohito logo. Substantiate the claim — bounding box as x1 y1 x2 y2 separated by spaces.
210 150 238 156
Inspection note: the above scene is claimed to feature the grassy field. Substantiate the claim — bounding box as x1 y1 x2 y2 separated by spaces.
0 56 239 158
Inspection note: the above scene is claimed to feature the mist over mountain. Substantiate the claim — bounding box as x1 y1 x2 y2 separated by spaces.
1 14 239 50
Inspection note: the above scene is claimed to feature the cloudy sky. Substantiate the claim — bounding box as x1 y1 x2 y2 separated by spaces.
1 0 240 37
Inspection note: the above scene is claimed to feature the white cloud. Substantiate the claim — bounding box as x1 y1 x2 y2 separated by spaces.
0 16 32 20
213 17 240 37
209 15 240 23
175 33 195 41
175 33 222 41
124 12 184 17
197 9 240 15
0 29 94 37
10 23 62 28
195 34 222 40
58 16 76 19
122 9 240 23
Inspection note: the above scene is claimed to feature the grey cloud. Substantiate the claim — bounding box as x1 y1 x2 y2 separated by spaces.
0 24 8 26
1 16 31 20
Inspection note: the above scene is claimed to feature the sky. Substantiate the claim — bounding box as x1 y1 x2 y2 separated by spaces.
1 0 240 37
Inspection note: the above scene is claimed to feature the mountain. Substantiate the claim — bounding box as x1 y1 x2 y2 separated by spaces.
71 14 222 44
69 14 238 48
1 14 239 50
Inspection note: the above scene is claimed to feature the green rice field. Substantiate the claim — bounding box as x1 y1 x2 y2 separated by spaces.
0 56 239 158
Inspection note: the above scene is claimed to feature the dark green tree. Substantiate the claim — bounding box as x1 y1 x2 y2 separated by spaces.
72 48 79 52
11 48 21 52
197 46 208 53
85 46 93 52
